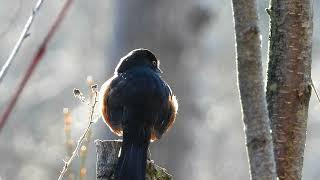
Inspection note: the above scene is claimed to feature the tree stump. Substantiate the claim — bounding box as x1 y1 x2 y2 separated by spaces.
95 140 173 180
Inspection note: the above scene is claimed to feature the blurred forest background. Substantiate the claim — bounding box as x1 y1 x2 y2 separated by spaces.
0 0 319 179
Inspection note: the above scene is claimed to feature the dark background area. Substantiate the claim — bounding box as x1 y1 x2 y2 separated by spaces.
0 0 319 179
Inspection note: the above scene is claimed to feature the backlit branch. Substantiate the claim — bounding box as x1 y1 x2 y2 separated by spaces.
58 86 98 180
0 0 74 132
0 0 44 83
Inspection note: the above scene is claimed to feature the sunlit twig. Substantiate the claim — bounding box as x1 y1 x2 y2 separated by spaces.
58 87 98 180
0 0 44 83
79 76 96 180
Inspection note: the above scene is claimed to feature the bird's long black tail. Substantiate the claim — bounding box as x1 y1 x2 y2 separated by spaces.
114 127 150 180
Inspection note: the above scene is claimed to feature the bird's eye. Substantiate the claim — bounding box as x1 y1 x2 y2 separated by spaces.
152 61 157 66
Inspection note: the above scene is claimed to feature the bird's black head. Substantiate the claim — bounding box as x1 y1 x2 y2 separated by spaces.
115 49 162 74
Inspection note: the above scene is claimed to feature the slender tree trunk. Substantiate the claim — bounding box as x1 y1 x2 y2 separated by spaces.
232 0 277 179
266 0 313 179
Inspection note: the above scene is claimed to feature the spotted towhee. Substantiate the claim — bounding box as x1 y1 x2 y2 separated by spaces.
100 49 178 180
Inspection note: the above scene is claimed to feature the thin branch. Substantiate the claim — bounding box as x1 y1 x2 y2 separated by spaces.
0 0 44 83
0 0 74 132
58 90 98 180
311 80 320 104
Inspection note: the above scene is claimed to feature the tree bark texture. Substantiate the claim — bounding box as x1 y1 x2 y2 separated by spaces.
266 0 313 179
232 0 277 179
95 140 172 180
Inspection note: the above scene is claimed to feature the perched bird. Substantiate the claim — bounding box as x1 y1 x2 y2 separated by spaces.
100 49 178 180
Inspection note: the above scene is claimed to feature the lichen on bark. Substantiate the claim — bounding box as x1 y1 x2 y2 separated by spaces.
266 0 313 179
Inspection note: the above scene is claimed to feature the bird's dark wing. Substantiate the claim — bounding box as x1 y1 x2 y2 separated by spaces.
151 83 178 141
100 74 128 136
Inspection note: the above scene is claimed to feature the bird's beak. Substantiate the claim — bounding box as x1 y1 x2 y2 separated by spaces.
156 66 163 73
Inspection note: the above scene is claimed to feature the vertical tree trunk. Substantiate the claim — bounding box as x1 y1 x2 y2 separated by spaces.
232 0 277 179
266 0 313 179
107 1 210 179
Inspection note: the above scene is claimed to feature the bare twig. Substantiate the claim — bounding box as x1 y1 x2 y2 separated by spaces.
79 76 96 180
311 80 320 104
0 0 74 132
73 88 91 105
58 88 98 180
0 0 44 83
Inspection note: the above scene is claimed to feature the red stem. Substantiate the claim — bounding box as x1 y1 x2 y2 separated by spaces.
0 0 74 132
